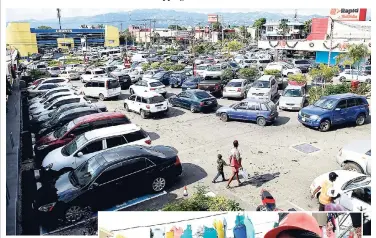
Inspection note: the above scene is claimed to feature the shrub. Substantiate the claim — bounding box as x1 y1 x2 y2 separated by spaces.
309 64 339 82
221 69 234 80
150 62 161 69
287 73 307 83
238 68 258 80
29 69 48 80
160 62 174 71
170 64 185 71
162 185 243 211
141 63 151 71
264 69 281 78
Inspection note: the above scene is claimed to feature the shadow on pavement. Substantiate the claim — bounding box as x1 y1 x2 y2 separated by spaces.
121 193 179 211
162 107 186 119
273 116 290 126
118 93 131 100
239 172 280 188
170 163 208 190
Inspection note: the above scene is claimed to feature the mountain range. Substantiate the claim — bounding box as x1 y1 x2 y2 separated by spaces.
9 9 325 30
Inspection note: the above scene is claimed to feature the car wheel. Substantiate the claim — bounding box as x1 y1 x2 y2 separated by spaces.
366 78 371 84
130 88 134 95
190 105 196 113
257 117 266 126
339 77 345 82
124 103 129 112
220 113 229 122
319 119 331 132
343 162 364 174
259 67 263 71
256 205 267 211
65 205 85 223
140 109 147 119
151 177 166 192
99 93 105 101
355 113 366 126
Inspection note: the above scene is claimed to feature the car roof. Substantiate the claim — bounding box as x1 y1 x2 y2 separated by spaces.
134 91 163 98
242 98 271 103
324 93 361 100
229 78 247 82
37 83 58 88
73 111 125 125
60 107 97 117
100 145 151 164
84 124 141 141
91 77 117 82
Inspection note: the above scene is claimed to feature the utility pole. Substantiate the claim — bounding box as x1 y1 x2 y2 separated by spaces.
327 16 334 66
221 15 224 46
120 23 123 32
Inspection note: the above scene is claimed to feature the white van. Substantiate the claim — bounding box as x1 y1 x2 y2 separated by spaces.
132 53 148 63
82 77 121 100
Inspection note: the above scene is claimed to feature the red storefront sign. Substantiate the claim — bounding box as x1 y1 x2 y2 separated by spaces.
329 8 367 21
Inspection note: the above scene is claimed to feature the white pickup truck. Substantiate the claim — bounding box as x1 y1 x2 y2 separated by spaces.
80 68 107 83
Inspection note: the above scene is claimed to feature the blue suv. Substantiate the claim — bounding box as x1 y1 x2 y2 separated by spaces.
298 93 369 132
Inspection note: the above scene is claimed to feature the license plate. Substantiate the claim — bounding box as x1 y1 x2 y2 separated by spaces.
302 117 306 122
156 106 161 109
187 88 191 90
287 107 292 110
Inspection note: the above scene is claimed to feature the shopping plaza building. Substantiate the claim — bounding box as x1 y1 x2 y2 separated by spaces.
6 22 120 57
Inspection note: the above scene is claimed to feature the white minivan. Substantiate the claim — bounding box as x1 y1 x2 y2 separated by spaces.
82 77 121 100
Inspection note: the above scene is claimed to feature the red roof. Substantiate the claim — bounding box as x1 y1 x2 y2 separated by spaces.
73 112 127 125
307 18 329 41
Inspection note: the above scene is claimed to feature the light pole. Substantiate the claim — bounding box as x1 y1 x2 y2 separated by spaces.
327 16 334 66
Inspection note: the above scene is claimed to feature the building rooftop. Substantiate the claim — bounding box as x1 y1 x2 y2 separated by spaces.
264 21 304 26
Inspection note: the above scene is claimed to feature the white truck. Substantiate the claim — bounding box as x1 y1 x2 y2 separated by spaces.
80 68 107 83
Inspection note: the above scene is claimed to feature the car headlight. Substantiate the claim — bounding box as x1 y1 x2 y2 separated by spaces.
38 202 56 212
37 145 49 150
310 115 320 120
44 163 53 171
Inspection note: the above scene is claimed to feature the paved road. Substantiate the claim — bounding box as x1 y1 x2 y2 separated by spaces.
72 80 371 211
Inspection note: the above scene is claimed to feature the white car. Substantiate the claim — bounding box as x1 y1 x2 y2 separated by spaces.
338 70 371 83
195 64 210 77
129 70 144 83
129 79 167 97
265 62 301 77
29 87 73 105
42 124 151 175
337 140 371 175
278 84 309 111
246 75 279 101
310 170 371 212
222 79 251 99
59 69 80 80
124 91 169 118
80 68 107 83
202 65 225 78
28 78 71 91
82 77 121 100
30 95 87 116
29 91 74 111
27 83 63 98
143 70 162 80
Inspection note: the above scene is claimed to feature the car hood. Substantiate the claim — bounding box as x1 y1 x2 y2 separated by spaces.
249 87 270 94
42 147 64 168
342 140 371 155
279 96 303 105
36 131 57 147
312 170 368 192
301 105 329 116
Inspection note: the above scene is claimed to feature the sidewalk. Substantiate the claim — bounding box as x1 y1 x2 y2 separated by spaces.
6 79 21 235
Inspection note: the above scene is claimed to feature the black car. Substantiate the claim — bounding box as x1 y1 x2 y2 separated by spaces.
152 71 173 86
169 89 218 113
169 72 187 88
35 107 99 142
34 145 182 223
292 59 312 73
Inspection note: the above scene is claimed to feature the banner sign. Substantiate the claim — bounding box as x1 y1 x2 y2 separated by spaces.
208 14 218 23
329 8 367 21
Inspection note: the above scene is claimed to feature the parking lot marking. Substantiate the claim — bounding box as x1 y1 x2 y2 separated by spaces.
289 142 321 156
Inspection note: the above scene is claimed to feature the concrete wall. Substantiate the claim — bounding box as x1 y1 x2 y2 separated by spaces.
6 23 38 57
105 25 120 47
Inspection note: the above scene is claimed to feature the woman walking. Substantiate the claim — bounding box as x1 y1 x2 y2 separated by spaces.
226 140 242 188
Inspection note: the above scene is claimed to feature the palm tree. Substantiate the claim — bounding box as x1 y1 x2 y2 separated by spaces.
57 8 62 29
279 19 289 40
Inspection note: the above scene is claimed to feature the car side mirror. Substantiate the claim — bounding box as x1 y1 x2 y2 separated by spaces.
52 106 57 109
77 152 83 157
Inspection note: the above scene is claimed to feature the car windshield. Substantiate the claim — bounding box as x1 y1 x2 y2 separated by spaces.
61 134 88 156
153 72 165 78
207 66 221 71
51 67 60 70
149 82 163 87
252 80 270 88
186 77 200 83
194 91 211 99
72 155 105 187
197 66 208 70
54 120 75 138
94 70 105 74
227 81 242 87
313 98 337 110
148 96 165 104
342 176 370 190
295 60 310 65
283 89 302 97
108 80 120 89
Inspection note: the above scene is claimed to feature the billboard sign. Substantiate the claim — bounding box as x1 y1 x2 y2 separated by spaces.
56 29 73 33
329 8 367 21
208 14 218 23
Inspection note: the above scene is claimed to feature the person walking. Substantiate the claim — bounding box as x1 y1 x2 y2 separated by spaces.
212 154 228 183
311 172 339 211
226 140 242 188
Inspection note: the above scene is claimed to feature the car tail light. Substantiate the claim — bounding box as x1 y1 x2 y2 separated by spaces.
199 102 204 106
237 88 241 92
175 156 181 165
150 88 155 91
145 139 151 145
105 81 109 89
146 105 150 109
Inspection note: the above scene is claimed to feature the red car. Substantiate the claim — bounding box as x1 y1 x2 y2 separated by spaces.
34 112 131 165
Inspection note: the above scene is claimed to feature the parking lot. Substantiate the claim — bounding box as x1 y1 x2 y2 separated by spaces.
70 80 371 211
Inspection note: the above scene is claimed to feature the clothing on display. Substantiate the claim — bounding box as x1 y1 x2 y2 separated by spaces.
181 225 192 238
203 226 217 238
244 216 255 238
213 219 225 238
152 228 164 238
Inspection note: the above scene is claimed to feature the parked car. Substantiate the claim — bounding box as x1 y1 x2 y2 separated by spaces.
337 140 371 175
129 79 167 97
29 92 74 112
279 84 309 111
41 124 151 180
310 170 371 212
143 70 163 81
37 106 99 140
29 87 73 105
246 75 279 101
124 91 168 119
80 68 107 83
291 59 312 73
30 95 86 117
265 62 301 77
216 99 278 126
34 145 182 222
28 83 64 98
298 94 370 132
82 77 121 101
202 64 226 78
59 69 80 81
47 67 61 77
222 79 251 99
151 71 173 85
182 76 202 91
109 69 131 89
28 78 72 90
129 70 144 83
338 70 371 83
169 72 187 88
169 90 218 113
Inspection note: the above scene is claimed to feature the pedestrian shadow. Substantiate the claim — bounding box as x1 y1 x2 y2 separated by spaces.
238 172 280 188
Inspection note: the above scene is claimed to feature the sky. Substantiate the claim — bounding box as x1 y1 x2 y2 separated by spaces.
98 211 281 238
6 8 331 22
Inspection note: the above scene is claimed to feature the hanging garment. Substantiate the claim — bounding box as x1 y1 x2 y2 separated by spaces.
213 219 225 238
152 228 164 238
244 216 255 238
223 218 227 238
235 215 245 226
165 231 174 238
203 227 217 238
171 226 183 238
233 224 247 238
181 225 192 238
